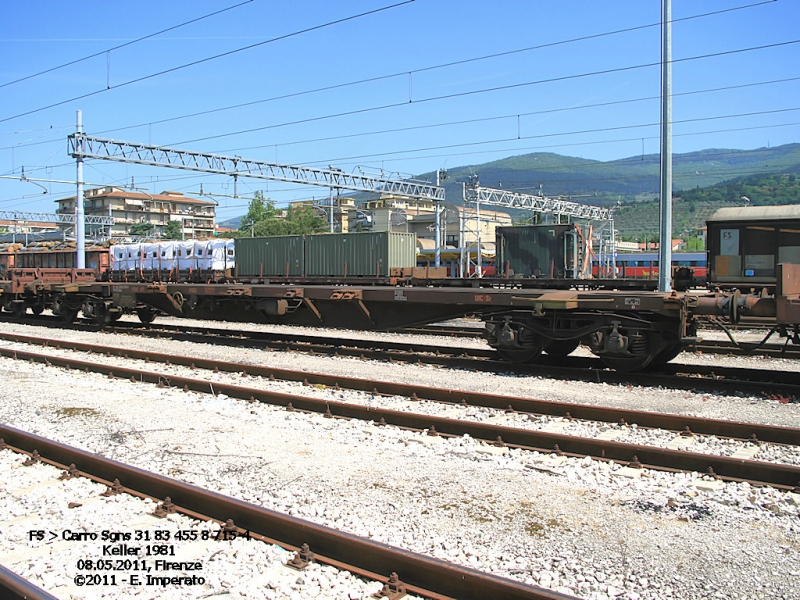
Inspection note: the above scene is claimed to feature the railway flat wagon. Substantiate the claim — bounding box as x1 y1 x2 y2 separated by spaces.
2 242 109 276
707 204 800 289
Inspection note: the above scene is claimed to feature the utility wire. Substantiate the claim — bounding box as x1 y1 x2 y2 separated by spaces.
173 38 800 147
219 76 800 155
316 121 800 170
6 74 798 153
16 121 799 191
0 0 254 90
294 107 800 166
97 0 776 137
0 0 415 125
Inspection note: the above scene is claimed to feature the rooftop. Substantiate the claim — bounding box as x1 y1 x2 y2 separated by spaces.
59 187 216 206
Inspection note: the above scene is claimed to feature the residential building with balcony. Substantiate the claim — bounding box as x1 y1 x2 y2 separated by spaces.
56 187 216 239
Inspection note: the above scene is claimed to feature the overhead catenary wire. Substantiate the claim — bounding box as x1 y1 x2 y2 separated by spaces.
5 72 799 155
1 0 792 213
93 0 777 139
0 0 255 90
0 0 416 125
311 120 800 173
10 115 800 182
171 38 800 148
215 76 800 156
294 107 800 167
11 119 799 204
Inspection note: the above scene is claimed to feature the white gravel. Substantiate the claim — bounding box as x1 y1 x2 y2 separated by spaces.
0 450 415 600
2 332 798 469
0 316 798 600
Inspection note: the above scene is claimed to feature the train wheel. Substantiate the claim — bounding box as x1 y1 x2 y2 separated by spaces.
544 339 580 358
646 343 683 370
496 347 543 364
52 296 78 322
30 303 44 316
136 307 156 324
61 310 79 323
11 301 26 318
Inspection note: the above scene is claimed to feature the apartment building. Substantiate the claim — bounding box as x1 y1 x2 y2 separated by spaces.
56 187 216 239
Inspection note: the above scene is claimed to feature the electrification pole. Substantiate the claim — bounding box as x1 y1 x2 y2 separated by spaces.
75 110 85 268
434 169 447 267
658 0 673 292
459 183 466 278
329 188 335 233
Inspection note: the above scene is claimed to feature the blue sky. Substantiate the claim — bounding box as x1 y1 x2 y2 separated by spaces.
1 0 798 221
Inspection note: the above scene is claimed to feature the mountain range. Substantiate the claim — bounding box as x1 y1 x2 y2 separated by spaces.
221 143 800 237
421 143 800 205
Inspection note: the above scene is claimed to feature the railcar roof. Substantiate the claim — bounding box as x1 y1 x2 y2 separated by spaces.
708 204 800 222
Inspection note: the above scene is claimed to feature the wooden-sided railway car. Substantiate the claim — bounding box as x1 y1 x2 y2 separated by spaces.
707 204 800 290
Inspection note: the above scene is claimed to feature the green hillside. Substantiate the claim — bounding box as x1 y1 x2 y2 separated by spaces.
614 171 800 240
417 144 800 241
426 143 800 206
231 145 800 241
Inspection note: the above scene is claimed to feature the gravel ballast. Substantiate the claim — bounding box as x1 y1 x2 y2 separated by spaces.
0 317 798 600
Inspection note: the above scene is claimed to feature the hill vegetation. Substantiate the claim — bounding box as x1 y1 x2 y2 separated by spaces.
223 144 800 241
422 143 800 240
425 143 800 206
615 171 800 240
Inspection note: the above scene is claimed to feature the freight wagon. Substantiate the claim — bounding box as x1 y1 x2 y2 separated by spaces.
0 242 109 277
0 208 798 371
707 204 800 290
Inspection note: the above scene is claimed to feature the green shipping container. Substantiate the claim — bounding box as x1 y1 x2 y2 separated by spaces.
496 224 588 278
305 232 417 277
234 235 305 277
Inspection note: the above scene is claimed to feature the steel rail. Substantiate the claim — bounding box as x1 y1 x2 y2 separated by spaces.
0 564 59 600
1 347 799 488
109 322 800 398
0 426 572 600
404 325 800 359
1 331 798 445
3 314 799 398
101 320 800 387
693 338 800 358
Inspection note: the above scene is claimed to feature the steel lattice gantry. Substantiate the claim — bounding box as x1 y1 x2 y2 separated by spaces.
68 134 445 202
0 211 112 226
463 184 613 221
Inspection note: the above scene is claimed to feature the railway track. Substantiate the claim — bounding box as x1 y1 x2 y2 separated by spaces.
0 564 57 600
2 313 799 400
0 426 570 600
0 333 798 489
403 324 800 360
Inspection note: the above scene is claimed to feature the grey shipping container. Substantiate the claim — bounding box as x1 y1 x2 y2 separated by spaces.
305 232 417 277
496 224 590 278
234 235 305 277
